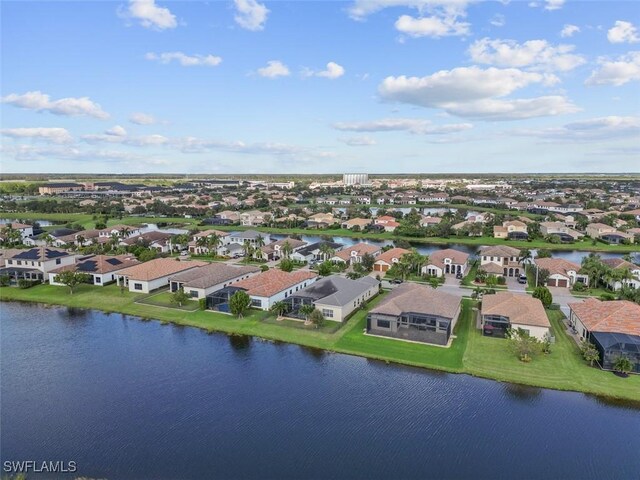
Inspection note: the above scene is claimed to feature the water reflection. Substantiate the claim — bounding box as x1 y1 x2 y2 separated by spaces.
228 333 252 351
503 383 543 403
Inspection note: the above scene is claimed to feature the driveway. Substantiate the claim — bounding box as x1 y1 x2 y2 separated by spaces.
505 276 526 292
548 287 577 316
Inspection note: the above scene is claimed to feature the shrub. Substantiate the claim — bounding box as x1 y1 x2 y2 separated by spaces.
199 298 207 311
532 286 553 307
573 281 587 292
600 293 616 301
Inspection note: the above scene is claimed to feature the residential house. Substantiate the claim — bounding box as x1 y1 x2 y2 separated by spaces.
341 218 372 230
479 245 522 277
1 247 75 284
367 283 461 346
305 212 336 229
290 241 344 263
188 229 230 255
373 248 410 272
540 222 584 242
98 225 141 240
374 215 400 232
216 210 241 223
0 222 33 240
122 231 175 253
240 210 271 226
284 275 379 322
206 269 318 311
602 258 640 290
331 243 382 265
533 257 588 288
493 220 528 240
49 254 140 286
420 216 442 227
259 238 307 261
227 230 270 247
586 223 634 244
480 292 551 340
116 258 207 293
568 298 640 373
169 263 260 299
422 248 470 276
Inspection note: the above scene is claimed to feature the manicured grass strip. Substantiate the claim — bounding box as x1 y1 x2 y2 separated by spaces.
136 290 200 311
463 309 640 400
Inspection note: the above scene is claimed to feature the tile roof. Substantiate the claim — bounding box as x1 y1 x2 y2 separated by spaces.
194 229 229 238
116 258 207 281
568 298 640 336
479 245 521 257
234 269 318 297
374 248 410 265
170 263 260 289
602 258 639 271
370 283 460 319
534 257 581 277
295 275 379 307
481 292 550 328
334 242 381 261
428 248 470 269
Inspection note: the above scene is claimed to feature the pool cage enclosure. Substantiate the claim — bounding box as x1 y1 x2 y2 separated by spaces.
590 331 640 374
206 286 243 314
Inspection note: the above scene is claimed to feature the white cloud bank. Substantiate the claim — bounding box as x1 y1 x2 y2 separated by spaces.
145 52 222 67
586 51 640 86
234 0 269 31
1 91 110 119
119 0 177 30
257 60 290 78
1 127 74 144
607 21 640 44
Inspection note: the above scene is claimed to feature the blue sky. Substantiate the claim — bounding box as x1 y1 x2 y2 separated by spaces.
1 0 639 174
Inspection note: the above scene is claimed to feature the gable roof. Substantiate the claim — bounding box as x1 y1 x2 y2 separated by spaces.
568 298 640 336
334 242 381 261
374 248 410 265
170 263 260 289
10 247 69 261
370 283 459 319
481 292 550 328
602 258 639 271
479 245 521 257
234 269 318 297
50 254 140 275
534 257 581 277
428 248 470 268
116 258 207 281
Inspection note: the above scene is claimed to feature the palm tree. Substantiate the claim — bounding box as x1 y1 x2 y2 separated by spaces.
75 234 86 247
395 258 412 281
281 240 293 259
42 233 54 246
319 243 335 261
119 226 131 238
519 248 532 266
206 234 221 258
242 240 254 262
299 304 315 323
255 234 266 249
271 301 289 318
195 235 208 254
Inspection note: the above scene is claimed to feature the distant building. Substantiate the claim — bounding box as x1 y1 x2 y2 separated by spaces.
343 173 369 186
38 183 84 195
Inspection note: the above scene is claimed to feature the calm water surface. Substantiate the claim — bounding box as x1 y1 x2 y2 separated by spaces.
1 302 639 480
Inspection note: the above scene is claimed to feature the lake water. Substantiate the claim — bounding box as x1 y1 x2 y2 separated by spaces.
269 234 637 264
2 302 639 480
0 218 54 226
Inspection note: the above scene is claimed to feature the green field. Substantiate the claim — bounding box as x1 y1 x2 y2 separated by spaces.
2 283 638 401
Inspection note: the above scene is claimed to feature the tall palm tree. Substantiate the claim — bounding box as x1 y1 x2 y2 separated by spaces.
255 234 266 249
195 235 208 254
281 240 293 259
206 234 221 258
319 243 335 261
396 258 412 281
270 301 289 318
242 240 254 262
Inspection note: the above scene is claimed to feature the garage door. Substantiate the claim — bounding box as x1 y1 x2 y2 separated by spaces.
556 279 568 287
547 278 557 287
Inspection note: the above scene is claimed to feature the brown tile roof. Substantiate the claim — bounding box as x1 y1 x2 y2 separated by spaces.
374 248 410 265
234 269 318 297
170 263 260 289
0 222 31 229
481 292 550 328
534 257 581 277
479 245 521 257
568 298 640 336
117 258 207 281
428 248 469 269
194 229 229 238
370 283 460 319
260 238 307 255
335 242 381 261
602 258 639 271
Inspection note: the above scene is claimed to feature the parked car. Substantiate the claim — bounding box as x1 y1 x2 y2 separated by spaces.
455 272 463 279
391 278 403 284
518 275 528 284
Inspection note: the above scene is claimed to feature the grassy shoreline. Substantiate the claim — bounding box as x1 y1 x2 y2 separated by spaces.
2 284 639 402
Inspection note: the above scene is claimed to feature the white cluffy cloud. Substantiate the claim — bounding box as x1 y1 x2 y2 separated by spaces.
560 24 580 38
1 91 109 119
338 136 377 146
607 21 640 44
145 52 222 67
333 118 472 135
130 112 159 125
234 0 269 31
468 38 585 72
82 126 168 147
303 62 345 79
529 0 564 10
257 60 290 78
586 51 640 86
512 116 640 142
378 66 578 120
120 0 177 30
490 14 505 27
395 13 470 38
1 127 74 144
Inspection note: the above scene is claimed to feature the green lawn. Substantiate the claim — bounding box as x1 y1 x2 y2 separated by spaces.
136 290 200 311
463 309 640 400
2 283 638 401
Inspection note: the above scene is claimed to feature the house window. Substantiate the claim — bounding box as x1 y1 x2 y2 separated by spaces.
322 309 334 318
377 320 391 329
251 299 262 308
56 259 61 264
95 277 101 284
133 283 143 290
